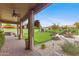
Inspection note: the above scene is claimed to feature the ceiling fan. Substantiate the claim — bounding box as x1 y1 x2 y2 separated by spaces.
12 9 20 17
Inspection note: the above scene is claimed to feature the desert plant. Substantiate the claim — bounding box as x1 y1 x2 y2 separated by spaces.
61 42 79 56
41 43 46 49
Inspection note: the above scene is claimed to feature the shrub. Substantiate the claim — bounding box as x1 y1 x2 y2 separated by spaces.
52 36 60 40
0 30 5 50
41 44 46 49
61 42 79 56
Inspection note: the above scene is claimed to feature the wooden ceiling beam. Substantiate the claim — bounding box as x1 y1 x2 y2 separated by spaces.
20 3 52 22
32 3 52 14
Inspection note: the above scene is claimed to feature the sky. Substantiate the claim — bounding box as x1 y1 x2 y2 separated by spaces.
35 3 79 27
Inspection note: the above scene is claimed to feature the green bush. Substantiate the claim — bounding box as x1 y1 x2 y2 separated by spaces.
61 42 79 56
0 30 5 50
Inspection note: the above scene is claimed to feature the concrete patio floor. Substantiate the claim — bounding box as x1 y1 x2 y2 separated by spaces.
0 36 65 56
0 36 41 56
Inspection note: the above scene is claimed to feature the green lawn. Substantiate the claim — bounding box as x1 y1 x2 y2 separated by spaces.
3 28 17 32
3 28 79 45
4 28 52 45
23 29 52 44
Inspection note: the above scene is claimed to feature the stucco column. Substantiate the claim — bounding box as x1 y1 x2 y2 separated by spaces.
26 10 34 50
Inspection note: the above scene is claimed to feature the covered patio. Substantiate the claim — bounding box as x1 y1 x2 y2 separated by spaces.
0 3 51 50
0 3 63 56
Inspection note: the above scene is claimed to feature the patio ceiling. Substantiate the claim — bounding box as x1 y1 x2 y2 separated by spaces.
0 3 51 24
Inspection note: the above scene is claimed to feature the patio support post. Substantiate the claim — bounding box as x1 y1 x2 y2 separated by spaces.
17 24 19 39
19 22 23 39
27 10 34 50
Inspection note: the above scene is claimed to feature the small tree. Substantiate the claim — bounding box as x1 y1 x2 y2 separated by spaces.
34 20 40 28
26 20 41 29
